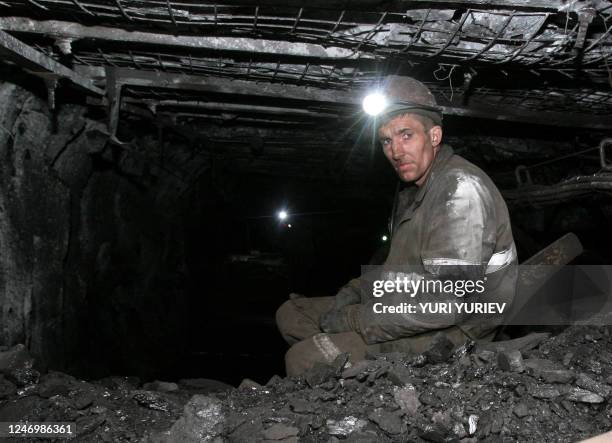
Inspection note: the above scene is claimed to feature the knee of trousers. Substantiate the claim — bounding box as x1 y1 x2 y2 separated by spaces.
275 299 297 337
285 332 364 377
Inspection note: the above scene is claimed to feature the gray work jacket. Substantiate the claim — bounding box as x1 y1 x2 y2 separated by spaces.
357 145 517 344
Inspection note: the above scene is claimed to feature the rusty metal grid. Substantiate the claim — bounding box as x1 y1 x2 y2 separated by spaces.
3 1 611 73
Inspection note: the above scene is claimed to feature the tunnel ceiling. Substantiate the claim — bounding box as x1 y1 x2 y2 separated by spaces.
0 0 611 181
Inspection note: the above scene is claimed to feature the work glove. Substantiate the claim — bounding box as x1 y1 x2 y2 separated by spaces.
334 279 361 309
319 305 361 334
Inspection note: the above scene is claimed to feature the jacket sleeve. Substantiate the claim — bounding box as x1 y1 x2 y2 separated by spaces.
356 172 498 344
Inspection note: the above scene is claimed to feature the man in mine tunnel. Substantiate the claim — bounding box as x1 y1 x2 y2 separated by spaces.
276 76 517 376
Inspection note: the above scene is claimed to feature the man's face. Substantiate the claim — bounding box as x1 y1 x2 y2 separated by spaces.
378 114 442 186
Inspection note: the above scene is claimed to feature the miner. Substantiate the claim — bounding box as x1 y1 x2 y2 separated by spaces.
276 76 517 376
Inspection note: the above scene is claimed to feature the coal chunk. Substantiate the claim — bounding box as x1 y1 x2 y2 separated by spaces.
393 385 421 415
524 358 574 383
238 378 262 391
143 380 179 392
497 350 525 373
71 390 95 410
575 373 611 398
566 388 605 404
341 360 371 379
305 363 336 388
423 333 455 364
158 395 225 442
368 409 405 435
262 423 299 440
132 390 170 412
386 364 415 387
76 414 106 437
6 367 40 387
326 416 367 437
529 384 561 399
289 397 313 414
37 372 74 398
514 402 531 417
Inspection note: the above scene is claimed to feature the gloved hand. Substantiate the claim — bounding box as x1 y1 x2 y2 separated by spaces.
334 280 361 309
319 309 350 333
319 305 361 334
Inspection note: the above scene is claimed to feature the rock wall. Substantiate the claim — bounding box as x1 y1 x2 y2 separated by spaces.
0 81 189 379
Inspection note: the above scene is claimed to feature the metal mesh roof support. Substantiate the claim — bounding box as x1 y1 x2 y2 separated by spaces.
166 0 177 26
70 0 95 16
25 0 47 9
128 50 143 69
466 11 516 61
495 13 551 64
111 0 131 21
96 47 117 67
327 10 345 37
354 12 387 53
291 8 303 33
401 8 430 54
298 63 310 84
430 10 471 58
271 61 281 81
157 53 166 71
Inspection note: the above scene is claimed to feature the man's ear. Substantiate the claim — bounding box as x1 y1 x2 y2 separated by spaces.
430 126 443 147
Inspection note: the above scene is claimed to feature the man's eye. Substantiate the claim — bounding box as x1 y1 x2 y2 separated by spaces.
402 132 412 139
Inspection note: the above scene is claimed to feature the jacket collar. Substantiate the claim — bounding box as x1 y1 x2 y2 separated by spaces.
395 144 454 225
413 144 454 204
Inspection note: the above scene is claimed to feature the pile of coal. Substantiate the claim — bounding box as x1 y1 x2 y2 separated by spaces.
1 326 611 442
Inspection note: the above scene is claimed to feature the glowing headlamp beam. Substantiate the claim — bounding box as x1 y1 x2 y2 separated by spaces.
362 92 387 116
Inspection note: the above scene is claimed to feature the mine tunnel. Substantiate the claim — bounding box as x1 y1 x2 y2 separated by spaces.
0 1 612 442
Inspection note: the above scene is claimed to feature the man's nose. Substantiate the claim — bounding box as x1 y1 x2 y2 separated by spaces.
390 140 403 159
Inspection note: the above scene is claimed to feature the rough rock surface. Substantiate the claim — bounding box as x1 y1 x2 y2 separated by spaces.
1 325 611 442
0 81 192 378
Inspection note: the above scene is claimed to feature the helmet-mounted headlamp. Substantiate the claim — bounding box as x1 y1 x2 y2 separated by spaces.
362 92 443 125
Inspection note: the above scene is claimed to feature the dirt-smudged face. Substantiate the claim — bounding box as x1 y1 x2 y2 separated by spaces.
378 114 442 186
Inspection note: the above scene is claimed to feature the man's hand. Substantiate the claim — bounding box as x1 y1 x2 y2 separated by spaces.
334 284 360 309
319 305 361 334
319 309 350 333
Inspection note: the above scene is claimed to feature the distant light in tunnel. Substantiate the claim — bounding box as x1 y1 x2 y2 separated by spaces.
363 92 387 116
278 210 288 221
382 235 388 242
288 223 292 228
